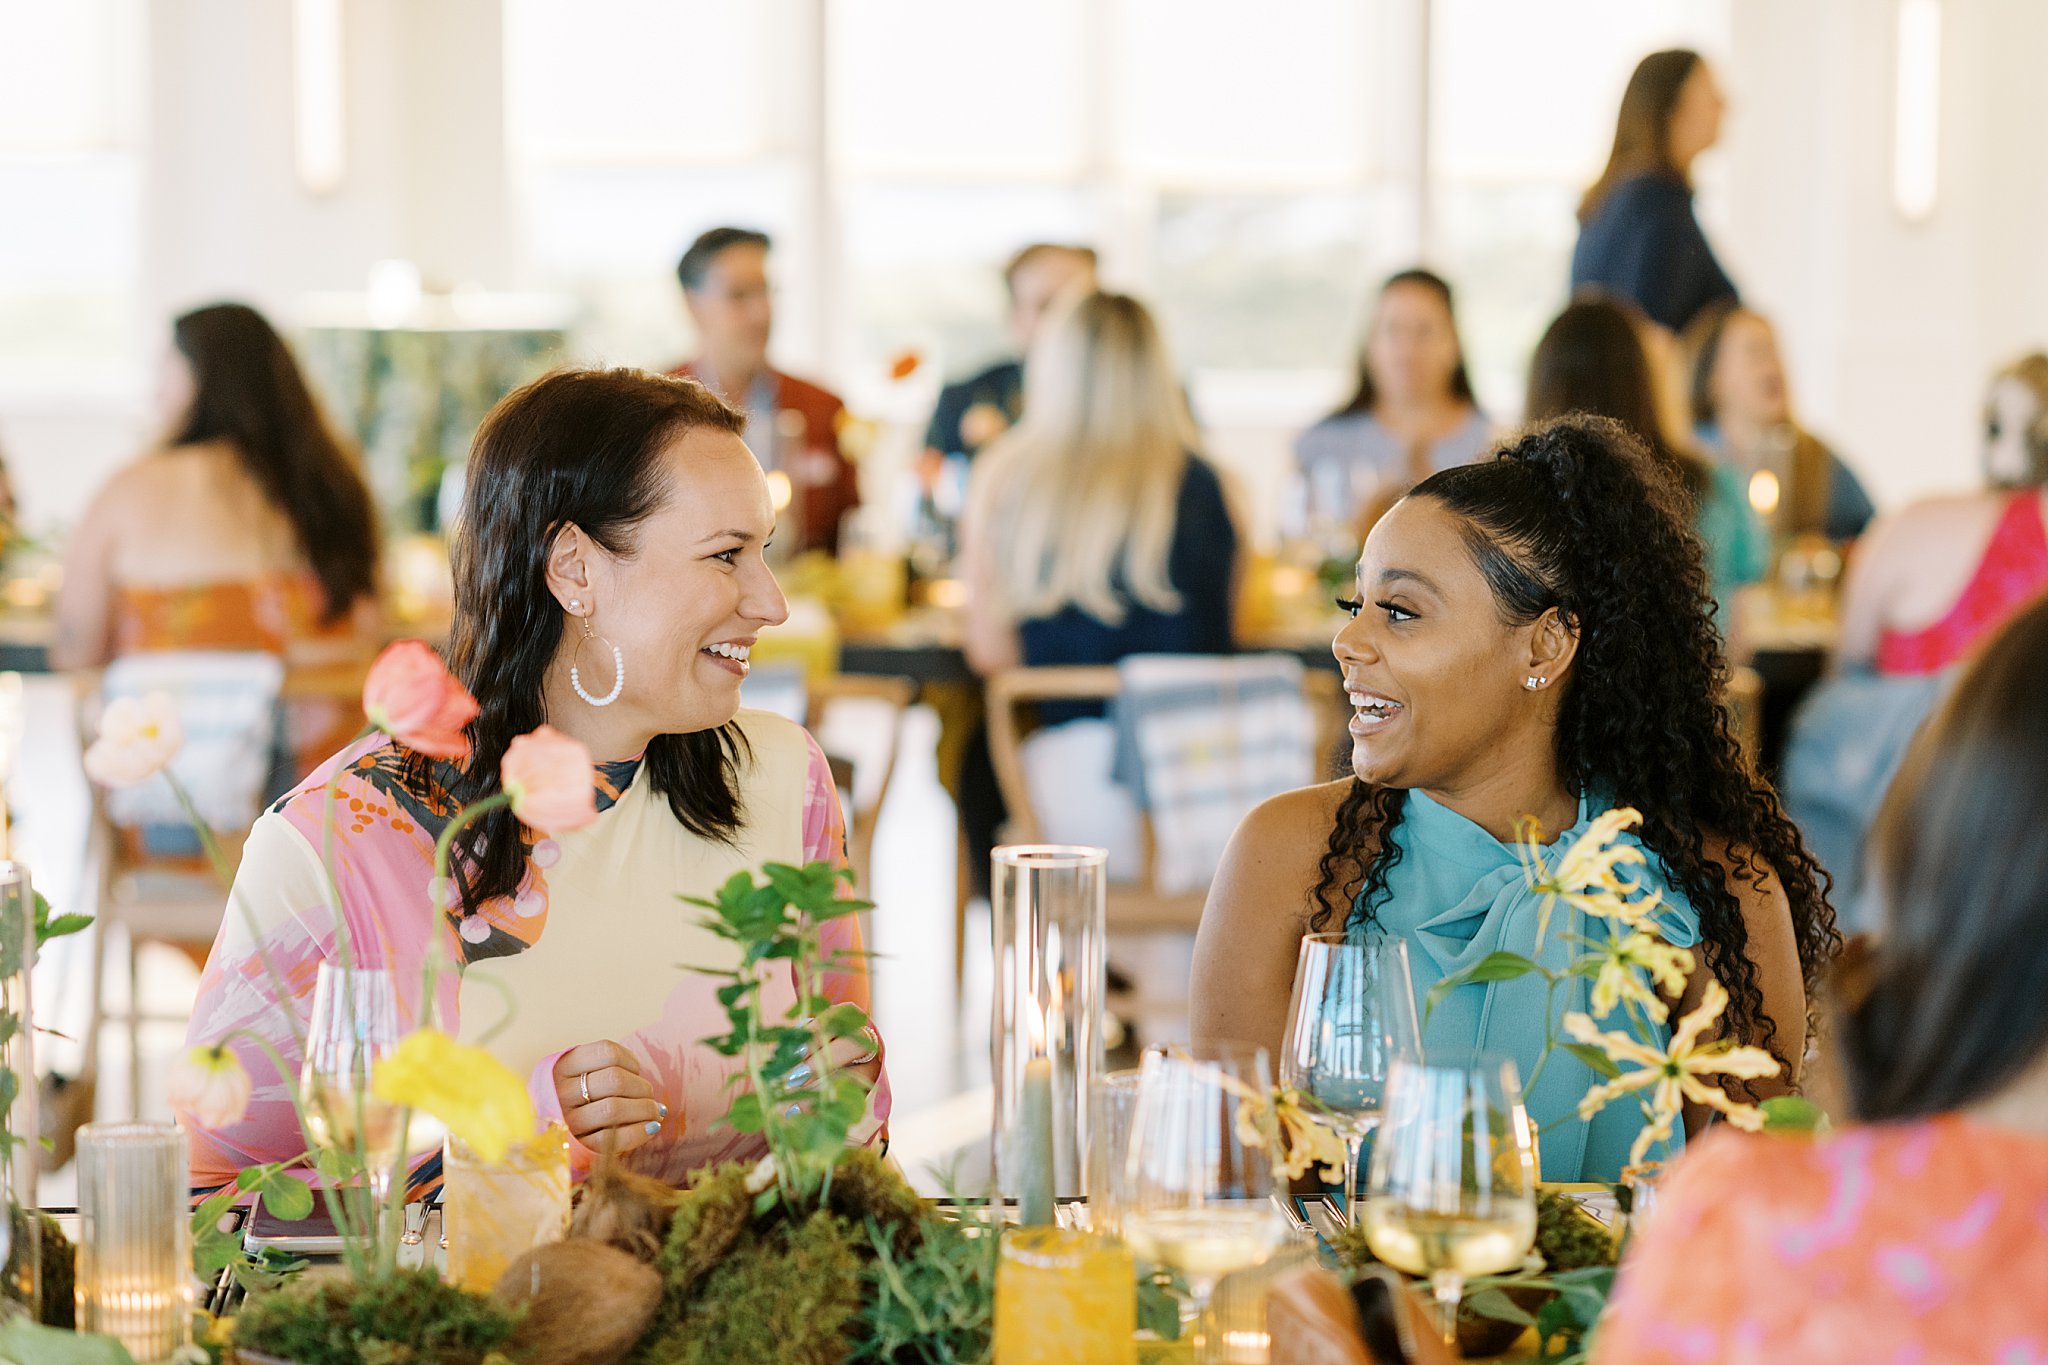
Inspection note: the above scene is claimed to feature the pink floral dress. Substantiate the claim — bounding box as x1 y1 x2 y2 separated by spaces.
183 709 887 1190
1596 1117 2048 1364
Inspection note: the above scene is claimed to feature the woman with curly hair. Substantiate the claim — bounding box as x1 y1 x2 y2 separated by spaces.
1191 414 1837 1182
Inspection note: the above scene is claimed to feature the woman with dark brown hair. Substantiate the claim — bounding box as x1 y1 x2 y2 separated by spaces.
1685 300 1876 549
1525 296 1767 634
53 303 384 767
1294 270 1492 538
1594 594 2048 1363
1570 49 1736 335
184 368 887 1191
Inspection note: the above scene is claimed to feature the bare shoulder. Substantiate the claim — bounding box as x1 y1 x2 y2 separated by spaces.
1210 779 1363 932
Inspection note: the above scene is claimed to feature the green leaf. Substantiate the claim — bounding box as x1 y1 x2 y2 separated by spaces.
0 1320 140 1365
724 1092 765 1134
1562 1043 1623 1080
819 1003 871 1040
1423 951 1544 1021
1466 1287 1537 1327
251 1169 316 1221
1760 1095 1828 1133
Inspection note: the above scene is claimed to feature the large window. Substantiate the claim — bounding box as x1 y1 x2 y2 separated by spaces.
0 0 142 393
505 0 1728 431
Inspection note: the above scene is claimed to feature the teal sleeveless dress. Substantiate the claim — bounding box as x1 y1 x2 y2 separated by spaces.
1351 789 1701 1182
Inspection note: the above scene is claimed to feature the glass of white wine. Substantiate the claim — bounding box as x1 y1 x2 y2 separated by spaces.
1280 933 1421 1220
1120 1044 1290 1361
300 964 405 1200
1362 1056 1538 1348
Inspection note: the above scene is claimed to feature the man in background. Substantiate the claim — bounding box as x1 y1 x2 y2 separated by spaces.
672 226 858 556
923 242 1098 468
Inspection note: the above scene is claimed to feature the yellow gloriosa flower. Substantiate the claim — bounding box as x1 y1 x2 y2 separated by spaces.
370 1027 537 1164
1517 806 1664 946
1562 979 1782 1168
1222 1077 1349 1184
1587 928 1696 1023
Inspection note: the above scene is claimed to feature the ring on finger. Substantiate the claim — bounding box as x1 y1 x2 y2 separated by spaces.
579 1071 592 1106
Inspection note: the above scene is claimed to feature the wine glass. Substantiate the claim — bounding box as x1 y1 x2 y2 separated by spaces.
1280 932 1420 1220
1121 1044 1290 1360
300 964 405 1199
1362 1056 1538 1348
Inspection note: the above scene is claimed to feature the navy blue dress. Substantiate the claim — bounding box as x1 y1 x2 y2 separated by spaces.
1570 171 1737 334
1017 453 1237 675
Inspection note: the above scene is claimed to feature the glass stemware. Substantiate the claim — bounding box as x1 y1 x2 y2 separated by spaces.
1120 1044 1290 1361
1362 1056 1538 1348
1279 932 1420 1219
299 964 404 1200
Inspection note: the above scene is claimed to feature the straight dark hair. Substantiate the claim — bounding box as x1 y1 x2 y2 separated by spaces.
170 303 379 622
1526 297 1709 501
1332 269 1477 420
1841 595 2048 1120
1579 48 1704 224
433 367 752 917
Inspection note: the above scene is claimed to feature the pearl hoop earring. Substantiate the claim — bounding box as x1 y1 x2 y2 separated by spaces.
570 612 625 707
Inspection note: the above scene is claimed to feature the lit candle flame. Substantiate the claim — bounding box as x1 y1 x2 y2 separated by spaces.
1748 469 1782 517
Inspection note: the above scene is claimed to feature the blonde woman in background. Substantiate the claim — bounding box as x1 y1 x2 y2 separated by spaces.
956 291 1241 877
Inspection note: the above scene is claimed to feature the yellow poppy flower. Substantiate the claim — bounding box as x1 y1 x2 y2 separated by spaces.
370 1027 536 1163
1586 927 1696 1023
1562 979 1781 1168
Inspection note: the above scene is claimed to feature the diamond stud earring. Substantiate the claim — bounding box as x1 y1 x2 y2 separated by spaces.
1525 675 1547 689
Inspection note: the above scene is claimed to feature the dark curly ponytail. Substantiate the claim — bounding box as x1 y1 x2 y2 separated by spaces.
1308 414 1839 1062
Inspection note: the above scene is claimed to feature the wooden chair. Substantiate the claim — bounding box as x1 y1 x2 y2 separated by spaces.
983 662 1342 949
804 673 917 895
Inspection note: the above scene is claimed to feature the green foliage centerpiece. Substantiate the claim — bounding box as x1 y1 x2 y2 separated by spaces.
494 860 1001 1365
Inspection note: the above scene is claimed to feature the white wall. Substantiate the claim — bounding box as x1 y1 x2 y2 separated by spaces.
1721 0 2048 508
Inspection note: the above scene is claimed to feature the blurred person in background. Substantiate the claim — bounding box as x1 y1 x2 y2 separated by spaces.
1293 269 1492 541
956 291 1240 887
672 226 858 556
53 302 382 768
1783 354 2048 918
1526 296 1766 638
1686 301 1876 549
913 243 1098 564
924 243 1098 468
1835 352 2048 674
1572 49 1738 337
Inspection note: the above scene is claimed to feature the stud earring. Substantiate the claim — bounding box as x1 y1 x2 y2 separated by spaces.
1525 675 1547 690
570 614 625 707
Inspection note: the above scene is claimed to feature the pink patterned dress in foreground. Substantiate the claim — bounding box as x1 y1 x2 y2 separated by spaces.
1595 1117 2048 1364
183 708 888 1190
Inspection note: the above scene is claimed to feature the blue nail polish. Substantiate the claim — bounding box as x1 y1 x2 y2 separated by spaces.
657 1103 670 1119
645 1119 662 1135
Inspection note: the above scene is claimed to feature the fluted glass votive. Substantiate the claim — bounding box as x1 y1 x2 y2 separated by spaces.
443 1125 572 1292
76 1122 193 1364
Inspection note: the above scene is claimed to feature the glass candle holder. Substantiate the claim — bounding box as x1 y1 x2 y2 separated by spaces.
994 1228 1136 1365
0 861 39 1319
992 845 1106 1219
76 1122 192 1364
1202 1244 1319 1365
442 1125 572 1292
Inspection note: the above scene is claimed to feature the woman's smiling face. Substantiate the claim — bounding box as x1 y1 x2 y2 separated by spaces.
567 426 790 739
1334 495 1570 792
